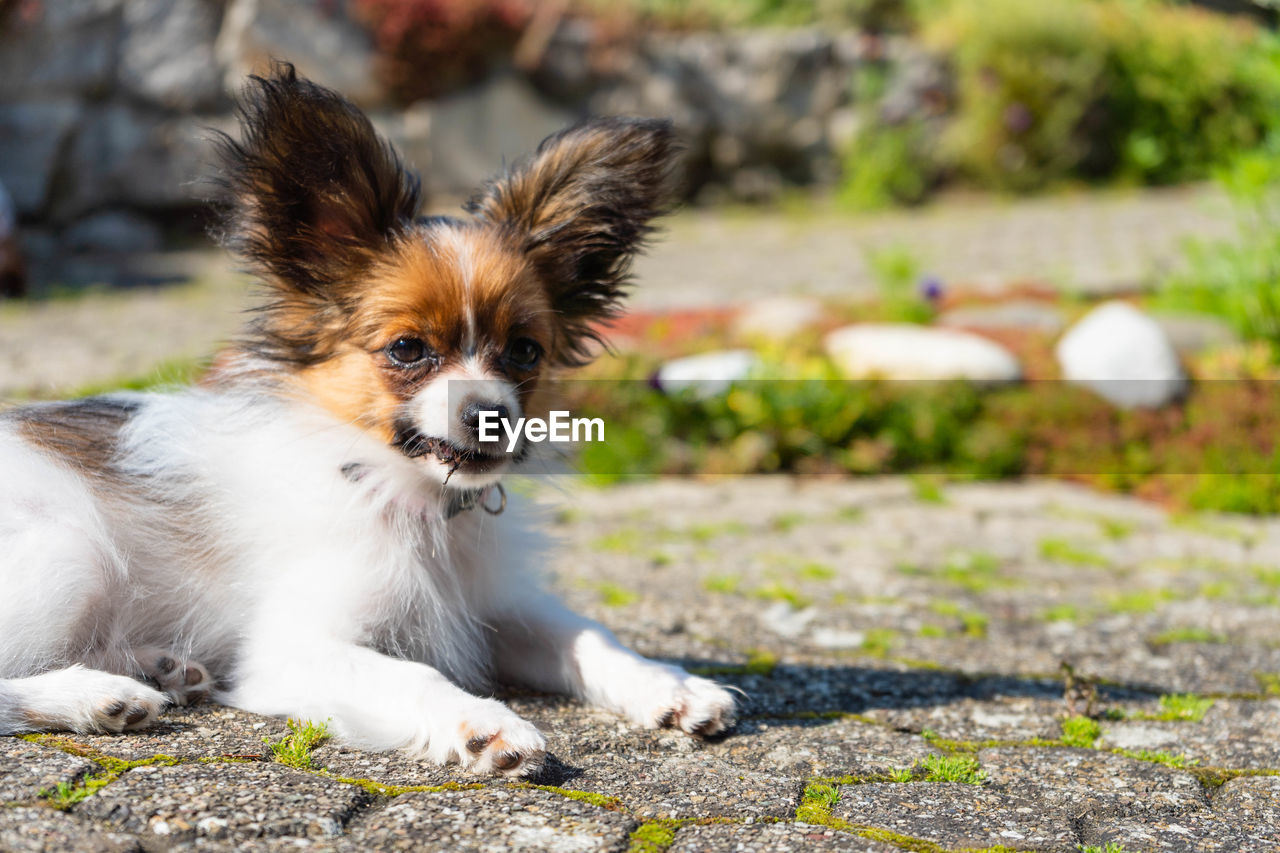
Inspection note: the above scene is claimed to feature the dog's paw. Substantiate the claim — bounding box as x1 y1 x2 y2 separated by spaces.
133 646 211 706
644 673 737 736
455 700 547 778
89 676 169 733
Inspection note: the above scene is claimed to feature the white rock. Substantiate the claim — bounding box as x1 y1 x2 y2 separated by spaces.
1056 301 1188 409
823 323 1022 383
656 349 761 397
732 295 825 341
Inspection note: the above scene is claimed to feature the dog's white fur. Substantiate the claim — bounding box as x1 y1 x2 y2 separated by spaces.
0 368 735 775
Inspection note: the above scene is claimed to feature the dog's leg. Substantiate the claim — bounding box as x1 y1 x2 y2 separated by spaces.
490 593 737 735
226 640 545 776
0 666 168 735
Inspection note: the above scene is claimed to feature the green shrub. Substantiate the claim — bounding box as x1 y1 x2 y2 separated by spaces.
925 0 1109 192
1155 141 1280 360
915 0 1280 193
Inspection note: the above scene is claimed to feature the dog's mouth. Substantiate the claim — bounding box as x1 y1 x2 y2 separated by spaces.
397 432 506 480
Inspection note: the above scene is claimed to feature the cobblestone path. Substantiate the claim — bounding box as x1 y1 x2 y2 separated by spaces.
5 477 1280 852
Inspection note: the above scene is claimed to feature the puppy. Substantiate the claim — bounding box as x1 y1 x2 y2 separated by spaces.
0 63 735 777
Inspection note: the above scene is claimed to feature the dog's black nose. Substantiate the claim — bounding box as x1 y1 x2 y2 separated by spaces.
460 400 510 441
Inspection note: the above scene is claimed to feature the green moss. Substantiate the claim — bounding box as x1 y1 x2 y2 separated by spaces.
751 582 812 609
1078 844 1134 853
519 783 625 811
940 551 1012 593
592 529 646 554
836 505 866 522
687 649 778 678
796 561 837 582
628 820 678 853
266 719 330 770
1098 519 1136 541
1143 693 1215 722
597 582 639 607
30 743 181 810
909 475 947 505
1039 537 1109 568
1060 716 1103 749
702 573 741 594
337 777 484 797
1187 766 1280 790
744 649 779 676
1113 748 1195 769
1040 604 1080 622
553 507 584 525
1106 589 1177 614
918 624 947 638
770 513 806 533
917 753 987 784
795 780 841 824
1149 627 1227 646
861 628 897 658
650 552 674 568
1257 672 1280 695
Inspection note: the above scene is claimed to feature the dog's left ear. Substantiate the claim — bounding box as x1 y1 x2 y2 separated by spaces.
466 117 681 366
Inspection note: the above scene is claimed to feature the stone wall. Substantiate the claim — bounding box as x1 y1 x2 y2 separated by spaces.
0 0 943 269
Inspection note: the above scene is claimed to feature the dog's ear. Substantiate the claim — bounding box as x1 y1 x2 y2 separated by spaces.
465 118 681 366
213 62 421 300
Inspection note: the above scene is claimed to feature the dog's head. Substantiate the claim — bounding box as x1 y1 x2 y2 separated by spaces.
214 63 678 489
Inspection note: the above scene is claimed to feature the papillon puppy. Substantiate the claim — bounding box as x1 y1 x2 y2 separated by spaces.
0 63 735 777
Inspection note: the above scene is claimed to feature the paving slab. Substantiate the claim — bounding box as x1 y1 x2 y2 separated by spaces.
0 806 141 853
73 761 369 845
0 739 98 803
343 787 636 852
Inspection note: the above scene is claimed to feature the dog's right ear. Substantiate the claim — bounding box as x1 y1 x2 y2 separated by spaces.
212 62 422 300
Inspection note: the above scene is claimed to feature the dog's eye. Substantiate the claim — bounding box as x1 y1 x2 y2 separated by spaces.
505 337 542 370
387 337 430 366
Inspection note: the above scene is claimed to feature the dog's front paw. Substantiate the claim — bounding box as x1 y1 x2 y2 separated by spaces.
643 673 737 736
455 700 546 778
90 676 169 733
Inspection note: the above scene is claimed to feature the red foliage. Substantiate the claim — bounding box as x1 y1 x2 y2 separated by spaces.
354 0 534 101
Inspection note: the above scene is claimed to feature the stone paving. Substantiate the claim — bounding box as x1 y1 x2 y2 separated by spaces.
5 476 1280 851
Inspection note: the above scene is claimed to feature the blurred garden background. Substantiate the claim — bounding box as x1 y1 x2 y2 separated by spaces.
5 0 1280 511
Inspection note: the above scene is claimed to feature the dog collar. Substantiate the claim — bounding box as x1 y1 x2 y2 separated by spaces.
444 483 506 519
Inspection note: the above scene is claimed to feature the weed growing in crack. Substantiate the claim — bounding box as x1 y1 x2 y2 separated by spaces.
1060 716 1103 748
628 820 678 853
266 719 330 770
796 781 842 824
917 753 988 784
1152 694 1215 722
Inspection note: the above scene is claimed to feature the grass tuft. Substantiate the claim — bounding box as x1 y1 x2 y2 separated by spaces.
1151 693 1215 722
266 719 330 770
1060 716 1103 749
917 753 988 784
